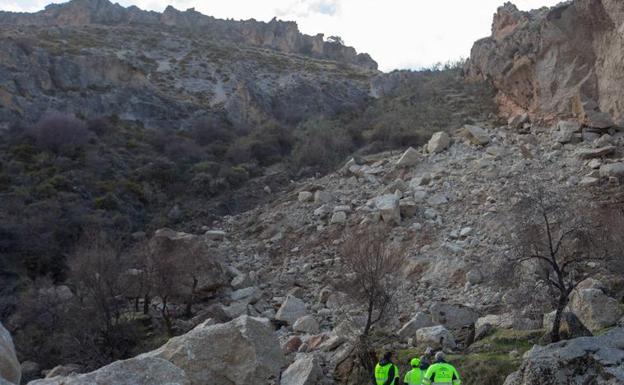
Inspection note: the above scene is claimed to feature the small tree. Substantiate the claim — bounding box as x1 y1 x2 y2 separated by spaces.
502 181 620 342
339 226 406 384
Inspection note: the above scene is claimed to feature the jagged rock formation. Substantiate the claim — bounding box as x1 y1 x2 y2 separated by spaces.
0 0 376 129
30 316 285 385
504 327 624 385
468 0 624 127
0 323 20 385
0 0 376 70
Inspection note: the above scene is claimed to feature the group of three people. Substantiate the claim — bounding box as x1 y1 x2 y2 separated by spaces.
375 351 461 385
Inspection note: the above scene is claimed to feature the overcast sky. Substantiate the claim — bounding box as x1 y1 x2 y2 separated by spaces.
2 0 563 71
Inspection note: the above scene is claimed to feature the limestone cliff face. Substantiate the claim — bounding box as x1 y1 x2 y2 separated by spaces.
468 0 624 127
0 0 377 70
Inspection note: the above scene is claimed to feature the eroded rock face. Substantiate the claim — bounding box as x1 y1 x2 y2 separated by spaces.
0 323 20 385
504 327 624 385
468 0 624 125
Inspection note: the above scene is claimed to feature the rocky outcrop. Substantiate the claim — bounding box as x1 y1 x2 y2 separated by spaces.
31 316 285 385
0 323 20 385
468 0 624 126
504 327 624 385
569 288 623 332
0 0 376 70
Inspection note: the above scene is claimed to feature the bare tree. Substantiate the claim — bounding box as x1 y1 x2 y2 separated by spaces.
339 226 406 384
502 181 620 342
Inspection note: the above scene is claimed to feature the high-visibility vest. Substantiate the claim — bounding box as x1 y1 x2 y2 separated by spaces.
375 363 399 385
404 368 423 385
423 362 461 385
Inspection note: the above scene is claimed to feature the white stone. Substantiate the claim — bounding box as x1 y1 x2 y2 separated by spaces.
280 354 321 385
396 147 421 167
330 211 347 224
461 125 490 145
397 312 434 341
415 325 456 350
374 194 401 225
569 288 623 332
298 191 313 202
276 296 308 325
427 132 451 153
293 316 320 334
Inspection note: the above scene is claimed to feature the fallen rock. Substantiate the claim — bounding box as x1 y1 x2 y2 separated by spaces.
20 361 40 383
374 194 401 225
396 147 421 167
399 199 418 218
276 296 308 325
426 132 451 153
569 288 623 332
475 314 513 330
504 328 624 385
204 230 226 241
553 121 582 144
30 357 188 385
430 303 479 329
0 323 20 385
397 312 433 341
416 325 456 350
293 316 320 334
298 191 313 203
313 190 332 204
460 125 490 145
282 336 303 355
280 354 321 385
44 364 82 379
599 162 624 178
508 113 529 130
143 316 285 385
542 311 592 341
330 211 347 225
576 146 615 159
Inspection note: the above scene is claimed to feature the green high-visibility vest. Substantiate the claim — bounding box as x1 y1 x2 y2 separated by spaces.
375 363 399 385
423 362 461 385
404 367 422 385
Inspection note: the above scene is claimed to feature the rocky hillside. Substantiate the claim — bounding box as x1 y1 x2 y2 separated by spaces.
0 0 376 130
468 0 624 128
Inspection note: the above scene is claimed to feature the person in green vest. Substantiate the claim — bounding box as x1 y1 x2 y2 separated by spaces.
404 357 423 385
422 351 461 385
374 351 399 385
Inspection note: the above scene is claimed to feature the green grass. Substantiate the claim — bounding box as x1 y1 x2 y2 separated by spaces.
396 329 544 385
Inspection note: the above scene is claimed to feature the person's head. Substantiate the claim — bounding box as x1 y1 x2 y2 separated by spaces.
435 351 446 362
410 358 421 368
383 351 393 361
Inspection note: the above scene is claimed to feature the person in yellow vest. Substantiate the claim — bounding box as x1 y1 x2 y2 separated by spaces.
422 351 461 385
404 357 423 385
374 351 399 385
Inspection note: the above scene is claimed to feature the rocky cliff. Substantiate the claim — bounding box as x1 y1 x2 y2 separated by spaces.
0 0 377 70
468 0 624 128
0 0 377 130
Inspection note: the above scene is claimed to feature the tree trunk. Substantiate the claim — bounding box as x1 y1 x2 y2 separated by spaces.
143 294 151 315
551 294 568 343
185 277 198 318
134 297 139 312
357 335 378 385
363 298 374 336
161 298 173 337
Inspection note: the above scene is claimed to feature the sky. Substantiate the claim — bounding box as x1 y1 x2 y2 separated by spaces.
1 0 564 71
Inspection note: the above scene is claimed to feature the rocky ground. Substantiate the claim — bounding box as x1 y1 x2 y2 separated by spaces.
5 117 622 384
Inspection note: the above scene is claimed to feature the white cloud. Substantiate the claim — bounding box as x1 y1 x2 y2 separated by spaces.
2 0 564 71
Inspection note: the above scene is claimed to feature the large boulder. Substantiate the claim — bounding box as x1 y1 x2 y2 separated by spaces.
276 296 308 325
31 316 284 385
141 316 285 385
569 288 623 332
504 328 624 385
397 312 434 341
374 194 401 225
542 311 592 341
460 125 490 145
280 354 322 385
430 303 479 329
29 357 189 385
415 325 456 350
150 228 227 293
396 147 420 167
426 132 451 153
0 323 20 385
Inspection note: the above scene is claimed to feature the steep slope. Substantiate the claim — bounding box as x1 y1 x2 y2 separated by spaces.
0 0 376 130
468 0 624 128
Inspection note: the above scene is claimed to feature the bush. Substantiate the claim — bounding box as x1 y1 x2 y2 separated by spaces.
27 112 91 154
292 119 355 174
219 165 249 188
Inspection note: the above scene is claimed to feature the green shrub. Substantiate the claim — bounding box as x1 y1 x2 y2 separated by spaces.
94 193 120 211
